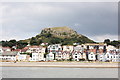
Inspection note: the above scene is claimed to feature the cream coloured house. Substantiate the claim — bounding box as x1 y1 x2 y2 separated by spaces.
106 45 117 51
16 54 30 61
62 51 70 60
72 52 82 61
88 52 96 61
26 46 46 61
62 45 74 52
74 45 84 52
0 51 19 61
47 44 62 53
46 52 54 61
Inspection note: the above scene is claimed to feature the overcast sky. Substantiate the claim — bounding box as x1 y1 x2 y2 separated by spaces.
0 2 118 42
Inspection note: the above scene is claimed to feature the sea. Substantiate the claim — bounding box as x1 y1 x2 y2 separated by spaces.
0 67 118 78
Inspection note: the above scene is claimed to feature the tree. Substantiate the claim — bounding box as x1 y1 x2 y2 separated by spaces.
104 39 110 45
17 41 28 49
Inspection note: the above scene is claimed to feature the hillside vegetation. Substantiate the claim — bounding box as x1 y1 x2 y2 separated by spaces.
29 26 94 45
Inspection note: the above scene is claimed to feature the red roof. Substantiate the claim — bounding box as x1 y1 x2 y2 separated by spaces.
13 49 21 51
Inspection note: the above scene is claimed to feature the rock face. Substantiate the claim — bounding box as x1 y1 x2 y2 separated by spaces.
41 26 82 39
28 26 94 45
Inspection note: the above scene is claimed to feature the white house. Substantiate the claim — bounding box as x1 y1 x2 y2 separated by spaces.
26 46 45 61
31 53 39 61
88 52 96 61
104 52 113 61
55 51 63 60
98 53 106 62
72 52 82 61
2 47 11 52
26 46 46 53
106 45 117 52
112 53 120 62
16 54 30 61
0 51 19 61
30 52 45 61
83 43 107 50
62 45 74 52
47 44 62 53
0 46 3 53
74 45 84 52
41 43 48 46
62 51 70 60
46 52 54 61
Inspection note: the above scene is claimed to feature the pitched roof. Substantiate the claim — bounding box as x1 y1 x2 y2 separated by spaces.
0 51 18 56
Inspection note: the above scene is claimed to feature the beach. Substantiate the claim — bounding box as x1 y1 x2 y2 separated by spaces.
0 62 119 68
1 62 119 78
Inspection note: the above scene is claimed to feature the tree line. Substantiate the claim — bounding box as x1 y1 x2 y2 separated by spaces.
0 38 119 49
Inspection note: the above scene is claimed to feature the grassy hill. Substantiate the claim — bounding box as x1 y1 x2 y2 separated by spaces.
27 26 95 45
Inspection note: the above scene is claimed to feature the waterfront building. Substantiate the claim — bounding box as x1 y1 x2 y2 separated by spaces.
46 52 54 61
47 44 62 53
26 46 46 53
106 45 117 51
88 52 96 61
0 51 19 61
72 51 82 61
62 45 74 52
30 53 39 61
83 43 107 53
2 47 11 52
16 54 30 61
55 51 63 60
74 45 84 52
62 51 71 60
0 46 3 53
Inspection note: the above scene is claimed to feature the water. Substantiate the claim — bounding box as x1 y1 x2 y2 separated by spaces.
1 67 118 78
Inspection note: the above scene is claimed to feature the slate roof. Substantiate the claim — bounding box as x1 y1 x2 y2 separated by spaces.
0 51 19 56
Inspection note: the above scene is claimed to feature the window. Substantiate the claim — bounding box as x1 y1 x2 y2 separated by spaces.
87 46 89 50
91 56 93 58
75 56 77 58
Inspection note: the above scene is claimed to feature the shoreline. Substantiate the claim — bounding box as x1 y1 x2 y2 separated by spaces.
0 62 119 68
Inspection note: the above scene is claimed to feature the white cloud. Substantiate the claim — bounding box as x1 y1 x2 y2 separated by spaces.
90 34 118 42
1 2 118 41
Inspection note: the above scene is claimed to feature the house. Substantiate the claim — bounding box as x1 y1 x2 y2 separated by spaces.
88 52 96 61
13 49 21 53
47 44 62 53
74 45 84 52
83 43 107 53
108 50 120 62
41 43 48 46
16 54 30 61
0 46 3 53
2 47 11 52
62 51 71 60
30 51 45 61
30 53 39 61
55 51 63 60
0 51 19 61
106 45 117 51
98 53 106 62
104 52 113 61
62 45 74 52
73 43 80 46
112 52 120 62
46 52 54 61
21 48 28 53
26 46 46 53
72 51 82 61
26 46 46 61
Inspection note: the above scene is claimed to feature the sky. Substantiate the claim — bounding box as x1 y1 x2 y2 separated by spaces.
0 2 118 42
